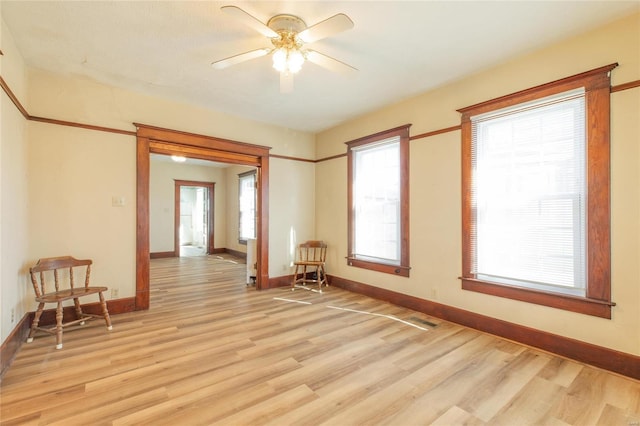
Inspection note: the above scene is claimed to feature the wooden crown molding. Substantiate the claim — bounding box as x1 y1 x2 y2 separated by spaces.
0 75 29 119
2 71 636 163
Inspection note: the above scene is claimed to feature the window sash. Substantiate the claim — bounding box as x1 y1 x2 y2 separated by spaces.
352 138 401 265
238 172 256 241
470 90 586 295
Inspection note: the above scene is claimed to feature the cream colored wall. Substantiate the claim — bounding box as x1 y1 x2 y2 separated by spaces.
269 158 316 277
0 16 30 343
316 13 640 355
150 159 227 253
27 70 316 159
27 122 136 307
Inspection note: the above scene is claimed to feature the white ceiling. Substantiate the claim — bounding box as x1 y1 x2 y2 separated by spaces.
2 1 638 133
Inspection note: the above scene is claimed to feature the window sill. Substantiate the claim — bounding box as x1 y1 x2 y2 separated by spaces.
347 257 410 277
460 277 614 319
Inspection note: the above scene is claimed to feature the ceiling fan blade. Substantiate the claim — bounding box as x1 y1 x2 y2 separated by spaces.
221 6 278 38
298 13 354 44
280 72 294 94
211 48 271 70
306 50 357 74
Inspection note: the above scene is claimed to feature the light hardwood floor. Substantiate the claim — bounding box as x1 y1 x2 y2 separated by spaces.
1 254 639 425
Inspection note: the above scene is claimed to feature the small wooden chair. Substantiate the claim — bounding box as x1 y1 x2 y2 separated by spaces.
28 256 112 349
291 241 328 293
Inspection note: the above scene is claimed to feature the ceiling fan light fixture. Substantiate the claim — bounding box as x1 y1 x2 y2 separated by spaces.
215 6 356 91
288 49 305 73
272 46 305 74
272 48 288 72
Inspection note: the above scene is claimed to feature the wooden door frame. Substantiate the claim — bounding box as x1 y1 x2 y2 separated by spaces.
174 180 215 256
135 123 271 310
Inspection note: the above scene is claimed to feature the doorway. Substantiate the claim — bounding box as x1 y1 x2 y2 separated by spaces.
175 180 214 257
136 123 271 310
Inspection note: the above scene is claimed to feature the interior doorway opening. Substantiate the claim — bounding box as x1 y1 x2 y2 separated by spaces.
175 180 214 257
179 186 208 256
136 123 271 310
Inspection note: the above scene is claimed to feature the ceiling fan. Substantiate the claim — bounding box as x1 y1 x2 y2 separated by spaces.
212 5 356 93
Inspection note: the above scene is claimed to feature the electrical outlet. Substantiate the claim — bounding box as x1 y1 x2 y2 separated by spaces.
11 308 15 323
111 288 119 298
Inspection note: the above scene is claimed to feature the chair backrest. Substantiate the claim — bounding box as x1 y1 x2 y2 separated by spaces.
29 256 92 298
297 241 327 263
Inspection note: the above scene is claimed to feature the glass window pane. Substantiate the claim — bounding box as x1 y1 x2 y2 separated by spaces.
239 172 256 240
472 90 586 293
353 139 401 264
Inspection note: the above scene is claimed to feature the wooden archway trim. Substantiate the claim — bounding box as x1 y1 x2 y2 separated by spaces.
135 123 271 310
136 123 269 158
149 141 261 167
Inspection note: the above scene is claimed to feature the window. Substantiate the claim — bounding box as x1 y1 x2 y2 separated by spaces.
346 125 411 277
238 170 256 243
473 89 587 295
458 64 616 318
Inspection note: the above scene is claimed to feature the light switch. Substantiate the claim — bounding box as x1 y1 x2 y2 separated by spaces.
112 196 125 207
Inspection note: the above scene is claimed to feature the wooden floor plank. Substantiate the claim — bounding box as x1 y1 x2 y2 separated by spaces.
487 376 564 425
430 406 484 426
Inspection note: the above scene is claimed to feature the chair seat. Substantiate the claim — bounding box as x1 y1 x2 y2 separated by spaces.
36 286 108 303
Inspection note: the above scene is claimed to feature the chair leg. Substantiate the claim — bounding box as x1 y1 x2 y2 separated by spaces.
73 297 86 325
316 265 324 293
99 292 113 330
55 301 63 349
320 265 328 288
314 266 322 293
27 302 45 343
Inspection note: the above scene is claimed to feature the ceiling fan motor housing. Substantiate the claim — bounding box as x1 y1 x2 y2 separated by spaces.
268 15 307 51
267 14 307 34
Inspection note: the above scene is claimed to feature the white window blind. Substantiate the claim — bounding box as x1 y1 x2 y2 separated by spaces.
471 88 586 295
352 137 401 265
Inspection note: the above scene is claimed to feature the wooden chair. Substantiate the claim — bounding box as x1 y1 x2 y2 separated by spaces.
28 256 113 349
291 241 328 293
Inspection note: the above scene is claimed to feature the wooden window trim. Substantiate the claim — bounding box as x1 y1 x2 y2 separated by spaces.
457 64 617 318
346 124 411 277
